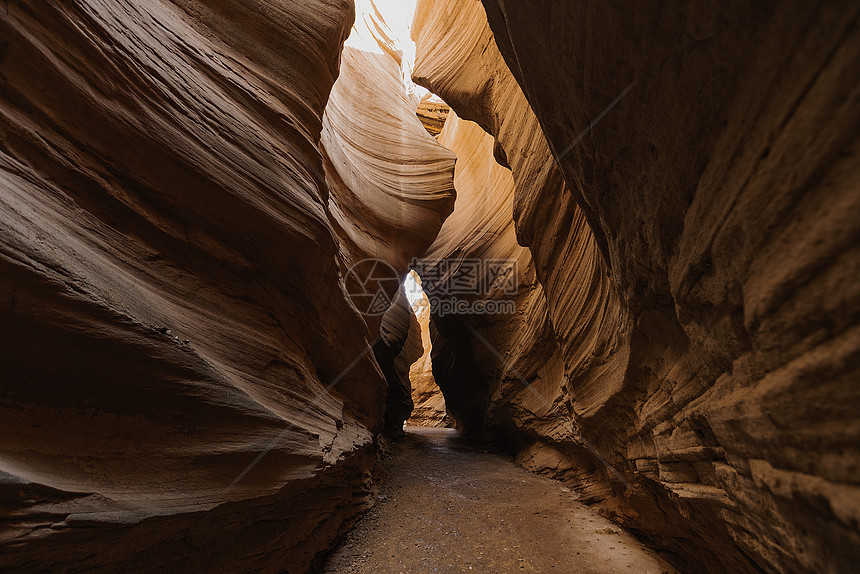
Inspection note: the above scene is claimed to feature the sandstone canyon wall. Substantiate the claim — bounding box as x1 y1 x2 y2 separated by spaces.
413 0 860 572
0 0 451 571
374 286 424 434
322 0 455 280
320 0 455 436
405 282 450 428
1 0 857 572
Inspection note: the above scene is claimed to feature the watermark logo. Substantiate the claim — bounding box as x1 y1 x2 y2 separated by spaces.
411 258 518 296
411 257 518 317
345 258 401 316
345 257 519 317
429 297 516 316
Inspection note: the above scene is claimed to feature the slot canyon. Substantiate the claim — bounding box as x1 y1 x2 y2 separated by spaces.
0 0 858 572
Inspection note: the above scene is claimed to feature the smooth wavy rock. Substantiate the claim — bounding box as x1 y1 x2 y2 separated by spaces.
413 0 622 444
320 0 455 437
373 286 423 434
415 93 450 137
414 0 860 572
411 107 558 437
405 291 450 428
322 0 455 281
0 0 452 571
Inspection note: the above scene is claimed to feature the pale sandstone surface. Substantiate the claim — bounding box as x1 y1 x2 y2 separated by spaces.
405 290 450 428
323 0 454 282
319 0 455 435
413 0 860 572
322 33 456 278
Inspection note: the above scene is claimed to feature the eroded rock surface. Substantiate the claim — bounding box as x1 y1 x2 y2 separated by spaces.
413 0 860 572
415 93 450 137
2 0 857 571
322 2 456 279
405 286 450 428
0 0 450 571
374 287 423 435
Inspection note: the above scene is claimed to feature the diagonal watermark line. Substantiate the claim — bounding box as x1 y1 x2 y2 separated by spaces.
552 79 638 168
227 335 382 490
445 80 640 486
578 439 631 488
466 324 630 488
252 105 386 262
474 79 638 242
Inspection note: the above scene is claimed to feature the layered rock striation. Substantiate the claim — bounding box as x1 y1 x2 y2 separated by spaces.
413 0 622 458
413 0 860 572
405 282 450 428
414 107 555 438
0 0 451 571
322 1 455 280
320 0 455 438
1 0 857 571
415 93 450 137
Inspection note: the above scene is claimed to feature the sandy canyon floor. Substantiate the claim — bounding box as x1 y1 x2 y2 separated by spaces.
322 428 678 573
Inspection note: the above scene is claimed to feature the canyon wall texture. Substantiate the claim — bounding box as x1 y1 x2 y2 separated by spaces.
0 1 450 571
320 0 455 437
322 0 455 280
414 106 560 438
405 284 450 428
413 0 860 572
2 0 856 571
374 287 423 434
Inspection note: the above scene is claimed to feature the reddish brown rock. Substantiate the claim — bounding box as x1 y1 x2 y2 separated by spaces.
374 286 424 435
2 0 857 571
413 0 860 572
413 0 618 445
320 0 454 437
0 0 451 571
411 105 554 438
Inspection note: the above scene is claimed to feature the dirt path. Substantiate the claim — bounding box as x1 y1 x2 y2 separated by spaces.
322 427 677 574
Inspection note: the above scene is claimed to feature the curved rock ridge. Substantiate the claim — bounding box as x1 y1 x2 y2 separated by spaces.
414 105 562 438
322 0 455 281
373 286 424 434
320 0 456 437
2 0 856 571
413 0 623 446
414 0 860 572
405 279 451 428
0 0 454 571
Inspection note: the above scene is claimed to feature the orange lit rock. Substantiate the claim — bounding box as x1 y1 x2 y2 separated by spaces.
413 0 860 571
406 287 450 428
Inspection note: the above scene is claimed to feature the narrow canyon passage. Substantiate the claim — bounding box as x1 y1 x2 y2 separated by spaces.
0 0 857 572
322 428 676 574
